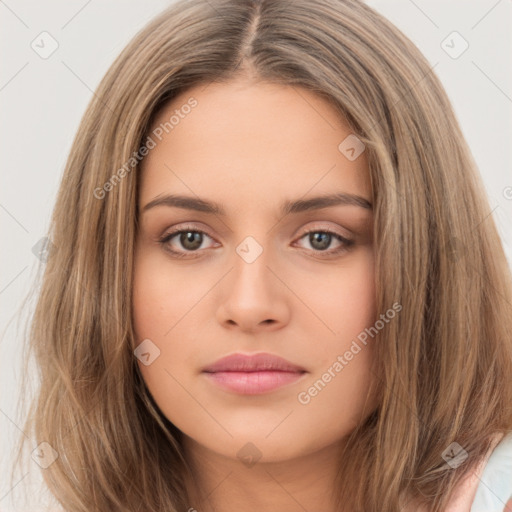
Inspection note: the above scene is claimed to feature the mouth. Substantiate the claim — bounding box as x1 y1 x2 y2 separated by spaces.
202 352 307 395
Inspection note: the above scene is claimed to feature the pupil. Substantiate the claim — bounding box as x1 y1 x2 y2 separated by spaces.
310 232 330 250
180 232 202 250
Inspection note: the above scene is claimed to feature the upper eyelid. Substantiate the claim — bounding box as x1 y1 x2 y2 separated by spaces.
162 224 215 241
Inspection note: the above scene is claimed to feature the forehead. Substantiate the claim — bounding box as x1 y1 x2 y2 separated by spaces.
139 79 371 210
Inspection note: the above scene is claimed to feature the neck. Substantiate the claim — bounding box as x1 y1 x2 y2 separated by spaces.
182 436 350 512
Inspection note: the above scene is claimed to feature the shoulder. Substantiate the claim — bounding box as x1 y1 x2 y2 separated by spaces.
470 432 512 512
445 432 512 512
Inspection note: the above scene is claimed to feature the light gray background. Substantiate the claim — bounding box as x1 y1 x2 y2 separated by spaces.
1 1 511 510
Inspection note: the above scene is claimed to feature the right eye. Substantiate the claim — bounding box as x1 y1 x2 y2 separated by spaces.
159 226 219 258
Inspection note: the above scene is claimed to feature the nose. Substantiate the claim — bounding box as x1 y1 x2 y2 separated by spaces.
215 244 291 333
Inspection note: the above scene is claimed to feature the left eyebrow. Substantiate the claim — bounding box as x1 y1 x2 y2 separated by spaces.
141 192 373 216
281 193 372 215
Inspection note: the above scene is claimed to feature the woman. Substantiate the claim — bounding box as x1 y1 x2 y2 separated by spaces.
16 0 512 510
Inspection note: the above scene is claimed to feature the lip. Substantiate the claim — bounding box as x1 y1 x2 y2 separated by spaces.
202 352 307 395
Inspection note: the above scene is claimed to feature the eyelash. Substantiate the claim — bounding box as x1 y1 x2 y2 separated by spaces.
158 224 355 259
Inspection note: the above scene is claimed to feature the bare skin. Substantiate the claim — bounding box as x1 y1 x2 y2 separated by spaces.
133 76 379 511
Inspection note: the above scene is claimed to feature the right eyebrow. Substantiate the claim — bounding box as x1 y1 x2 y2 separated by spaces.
142 194 223 215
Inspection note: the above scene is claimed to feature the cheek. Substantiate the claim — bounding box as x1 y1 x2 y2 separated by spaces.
132 247 207 340
291 249 377 428
297 247 376 349
131 253 202 429
131 247 218 422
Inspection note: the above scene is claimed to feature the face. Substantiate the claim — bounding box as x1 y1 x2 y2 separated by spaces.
132 77 377 464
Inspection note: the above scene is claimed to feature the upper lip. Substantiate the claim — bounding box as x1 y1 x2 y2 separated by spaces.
202 352 306 373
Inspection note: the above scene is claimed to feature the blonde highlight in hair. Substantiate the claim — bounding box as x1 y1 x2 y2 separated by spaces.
14 0 512 510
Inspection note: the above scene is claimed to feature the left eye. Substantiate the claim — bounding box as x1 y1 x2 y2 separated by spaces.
295 230 354 254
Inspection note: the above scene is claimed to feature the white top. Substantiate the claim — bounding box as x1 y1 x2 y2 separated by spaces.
443 432 512 512
471 432 512 512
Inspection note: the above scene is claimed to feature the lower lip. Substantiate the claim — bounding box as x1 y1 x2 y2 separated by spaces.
203 370 305 394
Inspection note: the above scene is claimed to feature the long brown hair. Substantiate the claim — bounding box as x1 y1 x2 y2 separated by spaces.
14 0 512 510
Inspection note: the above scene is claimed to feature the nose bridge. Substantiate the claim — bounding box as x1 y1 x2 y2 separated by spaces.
231 233 274 299
216 232 289 331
